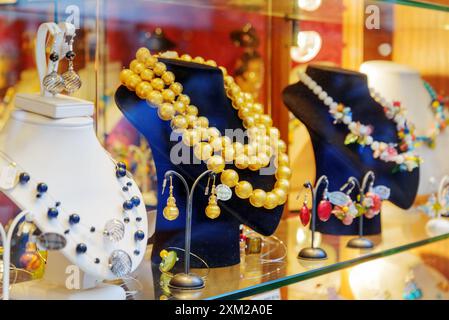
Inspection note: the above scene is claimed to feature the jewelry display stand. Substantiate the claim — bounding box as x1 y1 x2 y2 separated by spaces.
360 61 449 196
0 22 149 300
425 176 449 236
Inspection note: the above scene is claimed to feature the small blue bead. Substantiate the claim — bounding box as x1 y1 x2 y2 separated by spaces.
136 217 142 222
124 217 130 223
116 168 127 178
117 162 127 170
64 229 70 235
94 258 100 264
37 183 48 193
69 214 80 225
131 196 141 207
126 182 132 187
122 186 129 192
123 200 134 210
76 243 87 254
47 207 59 219
90 227 96 232
134 230 145 241
19 172 30 184
133 250 140 256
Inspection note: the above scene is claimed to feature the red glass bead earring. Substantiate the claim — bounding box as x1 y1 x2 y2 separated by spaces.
317 189 332 222
299 194 310 226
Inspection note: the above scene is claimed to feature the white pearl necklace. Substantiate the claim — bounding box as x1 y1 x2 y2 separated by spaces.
299 72 421 172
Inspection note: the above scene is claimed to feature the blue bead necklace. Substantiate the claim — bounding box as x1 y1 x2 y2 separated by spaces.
0 150 146 278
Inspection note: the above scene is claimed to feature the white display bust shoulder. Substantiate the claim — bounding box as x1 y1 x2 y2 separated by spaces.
0 108 148 280
360 60 449 195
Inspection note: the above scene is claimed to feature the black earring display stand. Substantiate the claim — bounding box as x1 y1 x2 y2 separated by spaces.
283 65 419 236
115 58 284 268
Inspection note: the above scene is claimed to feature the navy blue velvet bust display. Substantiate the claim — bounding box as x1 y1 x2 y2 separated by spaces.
115 58 284 267
282 65 419 235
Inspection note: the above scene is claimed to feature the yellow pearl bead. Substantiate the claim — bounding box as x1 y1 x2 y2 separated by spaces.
273 188 287 205
196 116 209 128
186 104 198 115
144 55 158 68
268 127 280 140
243 92 254 103
205 201 221 219
181 54 192 62
277 140 287 153
275 166 292 180
170 82 183 95
258 153 271 168
126 73 141 90
235 181 253 199
243 116 256 129
163 203 179 221
219 66 228 76
277 153 289 167
251 103 264 114
260 114 273 127
238 107 251 119
207 127 221 139
182 129 201 146
119 69 133 85
235 154 249 169
173 101 186 114
222 146 235 162
275 179 290 192
207 155 225 173
130 59 145 74
161 71 175 85
233 142 245 156
135 81 152 99
194 142 213 161
263 192 279 210
248 156 262 171
220 169 239 188
146 91 163 107
193 56 205 64
249 189 267 208
171 115 188 130
244 144 256 156
162 89 176 102
140 68 154 81
158 103 176 121
232 95 245 110
150 78 164 91
210 137 223 152
198 127 209 141
186 115 198 128
224 75 234 86
206 59 217 67
136 47 151 62
153 62 167 76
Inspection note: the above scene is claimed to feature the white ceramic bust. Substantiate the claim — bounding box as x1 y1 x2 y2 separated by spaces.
360 61 449 195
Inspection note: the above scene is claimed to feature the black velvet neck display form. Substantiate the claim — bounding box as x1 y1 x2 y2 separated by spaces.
283 65 419 235
115 58 283 267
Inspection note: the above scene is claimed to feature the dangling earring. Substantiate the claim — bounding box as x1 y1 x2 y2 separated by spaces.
163 176 179 221
403 270 423 300
317 187 332 222
205 175 221 219
42 35 65 95
299 193 310 226
62 33 82 94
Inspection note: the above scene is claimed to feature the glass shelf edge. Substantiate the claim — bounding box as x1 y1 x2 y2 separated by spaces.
206 231 449 300
377 0 449 12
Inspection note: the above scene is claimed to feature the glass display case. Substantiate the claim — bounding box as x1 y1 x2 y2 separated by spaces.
0 0 449 300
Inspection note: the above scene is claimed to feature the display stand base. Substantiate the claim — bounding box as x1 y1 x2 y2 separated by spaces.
9 279 126 300
297 247 327 260
347 237 374 249
15 93 94 118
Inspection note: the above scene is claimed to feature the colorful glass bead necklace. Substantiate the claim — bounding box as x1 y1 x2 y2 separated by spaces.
299 72 421 173
119 48 291 210
414 81 448 148
0 149 145 277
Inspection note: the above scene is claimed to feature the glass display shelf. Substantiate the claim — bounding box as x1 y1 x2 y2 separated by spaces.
130 202 449 300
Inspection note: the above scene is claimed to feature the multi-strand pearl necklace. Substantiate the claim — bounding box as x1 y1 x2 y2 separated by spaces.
299 72 421 173
119 48 291 210
0 150 146 278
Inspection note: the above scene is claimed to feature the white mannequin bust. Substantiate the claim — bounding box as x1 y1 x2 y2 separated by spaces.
360 61 449 195
0 22 151 300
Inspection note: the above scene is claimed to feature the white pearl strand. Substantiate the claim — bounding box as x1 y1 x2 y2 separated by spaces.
298 72 420 171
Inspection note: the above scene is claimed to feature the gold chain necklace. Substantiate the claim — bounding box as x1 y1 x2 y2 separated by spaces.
119 48 291 210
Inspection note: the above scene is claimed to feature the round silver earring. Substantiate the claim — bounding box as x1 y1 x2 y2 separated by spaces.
62 34 82 94
43 48 65 95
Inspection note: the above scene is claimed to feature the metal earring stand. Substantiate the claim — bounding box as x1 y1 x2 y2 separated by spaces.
1 210 30 300
346 172 375 249
297 176 328 260
162 169 213 291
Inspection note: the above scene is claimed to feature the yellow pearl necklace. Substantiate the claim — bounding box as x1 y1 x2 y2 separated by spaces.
119 48 291 209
